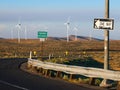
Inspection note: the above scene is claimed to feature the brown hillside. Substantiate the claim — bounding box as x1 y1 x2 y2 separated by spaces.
0 39 120 70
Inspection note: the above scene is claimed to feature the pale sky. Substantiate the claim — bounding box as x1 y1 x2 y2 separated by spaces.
0 0 120 39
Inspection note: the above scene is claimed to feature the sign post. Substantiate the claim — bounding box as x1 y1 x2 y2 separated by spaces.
94 1 114 70
104 0 110 71
101 0 110 86
38 31 48 61
94 0 115 87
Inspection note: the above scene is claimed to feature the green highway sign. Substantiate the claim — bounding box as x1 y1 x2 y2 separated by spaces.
38 31 47 38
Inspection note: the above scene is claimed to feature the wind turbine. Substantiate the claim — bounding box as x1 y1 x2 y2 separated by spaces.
16 17 21 43
89 30 92 41
73 26 78 41
64 17 70 42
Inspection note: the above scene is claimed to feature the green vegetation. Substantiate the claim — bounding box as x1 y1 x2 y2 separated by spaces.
64 57 103 68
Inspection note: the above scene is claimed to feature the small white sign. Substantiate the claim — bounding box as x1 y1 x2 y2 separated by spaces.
94 18 114 30
40 38 45 42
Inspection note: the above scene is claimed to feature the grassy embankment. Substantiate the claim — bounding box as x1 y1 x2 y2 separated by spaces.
0 39 120 69
1 39 120 85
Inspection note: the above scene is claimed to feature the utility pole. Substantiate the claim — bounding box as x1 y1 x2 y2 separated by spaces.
104 0 109 70
100 0 110 87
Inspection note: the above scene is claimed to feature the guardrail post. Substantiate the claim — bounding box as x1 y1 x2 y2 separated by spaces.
100 79 112 87
56 71 61 78
45 69 49 77
39 68 42 74
42 69 45 75
48 70 52 77
49 54 51 60
70 74 73 81
89 77 96 85
36 67 40 73
30 51 32 59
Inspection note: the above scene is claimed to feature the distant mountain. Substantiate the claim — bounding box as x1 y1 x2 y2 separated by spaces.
47 35 103 41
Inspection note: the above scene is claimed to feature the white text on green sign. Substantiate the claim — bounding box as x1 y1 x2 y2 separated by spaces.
38 31 47 38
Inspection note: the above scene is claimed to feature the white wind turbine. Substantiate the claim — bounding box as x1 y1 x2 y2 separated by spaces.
73 26 78 41
89 30 92 41
64 17 70 42
16 17 21 43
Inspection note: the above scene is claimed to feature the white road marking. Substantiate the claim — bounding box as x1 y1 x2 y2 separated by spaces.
0 80 29 90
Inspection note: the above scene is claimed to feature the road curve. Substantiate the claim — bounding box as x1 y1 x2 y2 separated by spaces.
0 58 106 90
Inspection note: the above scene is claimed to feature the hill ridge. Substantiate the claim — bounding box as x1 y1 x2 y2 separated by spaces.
48 35 103 41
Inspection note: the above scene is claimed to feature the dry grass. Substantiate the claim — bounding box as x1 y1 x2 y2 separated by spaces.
0 39 120 70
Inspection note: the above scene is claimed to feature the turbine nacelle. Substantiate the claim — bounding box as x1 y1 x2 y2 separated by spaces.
16 23 21 29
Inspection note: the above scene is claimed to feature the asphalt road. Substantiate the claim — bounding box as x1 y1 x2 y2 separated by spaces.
0 58 106 90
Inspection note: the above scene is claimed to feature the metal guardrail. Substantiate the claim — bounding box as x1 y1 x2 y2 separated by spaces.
28 58 120 81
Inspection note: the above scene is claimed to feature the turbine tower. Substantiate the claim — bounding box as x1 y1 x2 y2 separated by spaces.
64 17 70 42
89 30 92 41
73 26 78 41
16 17 21 43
